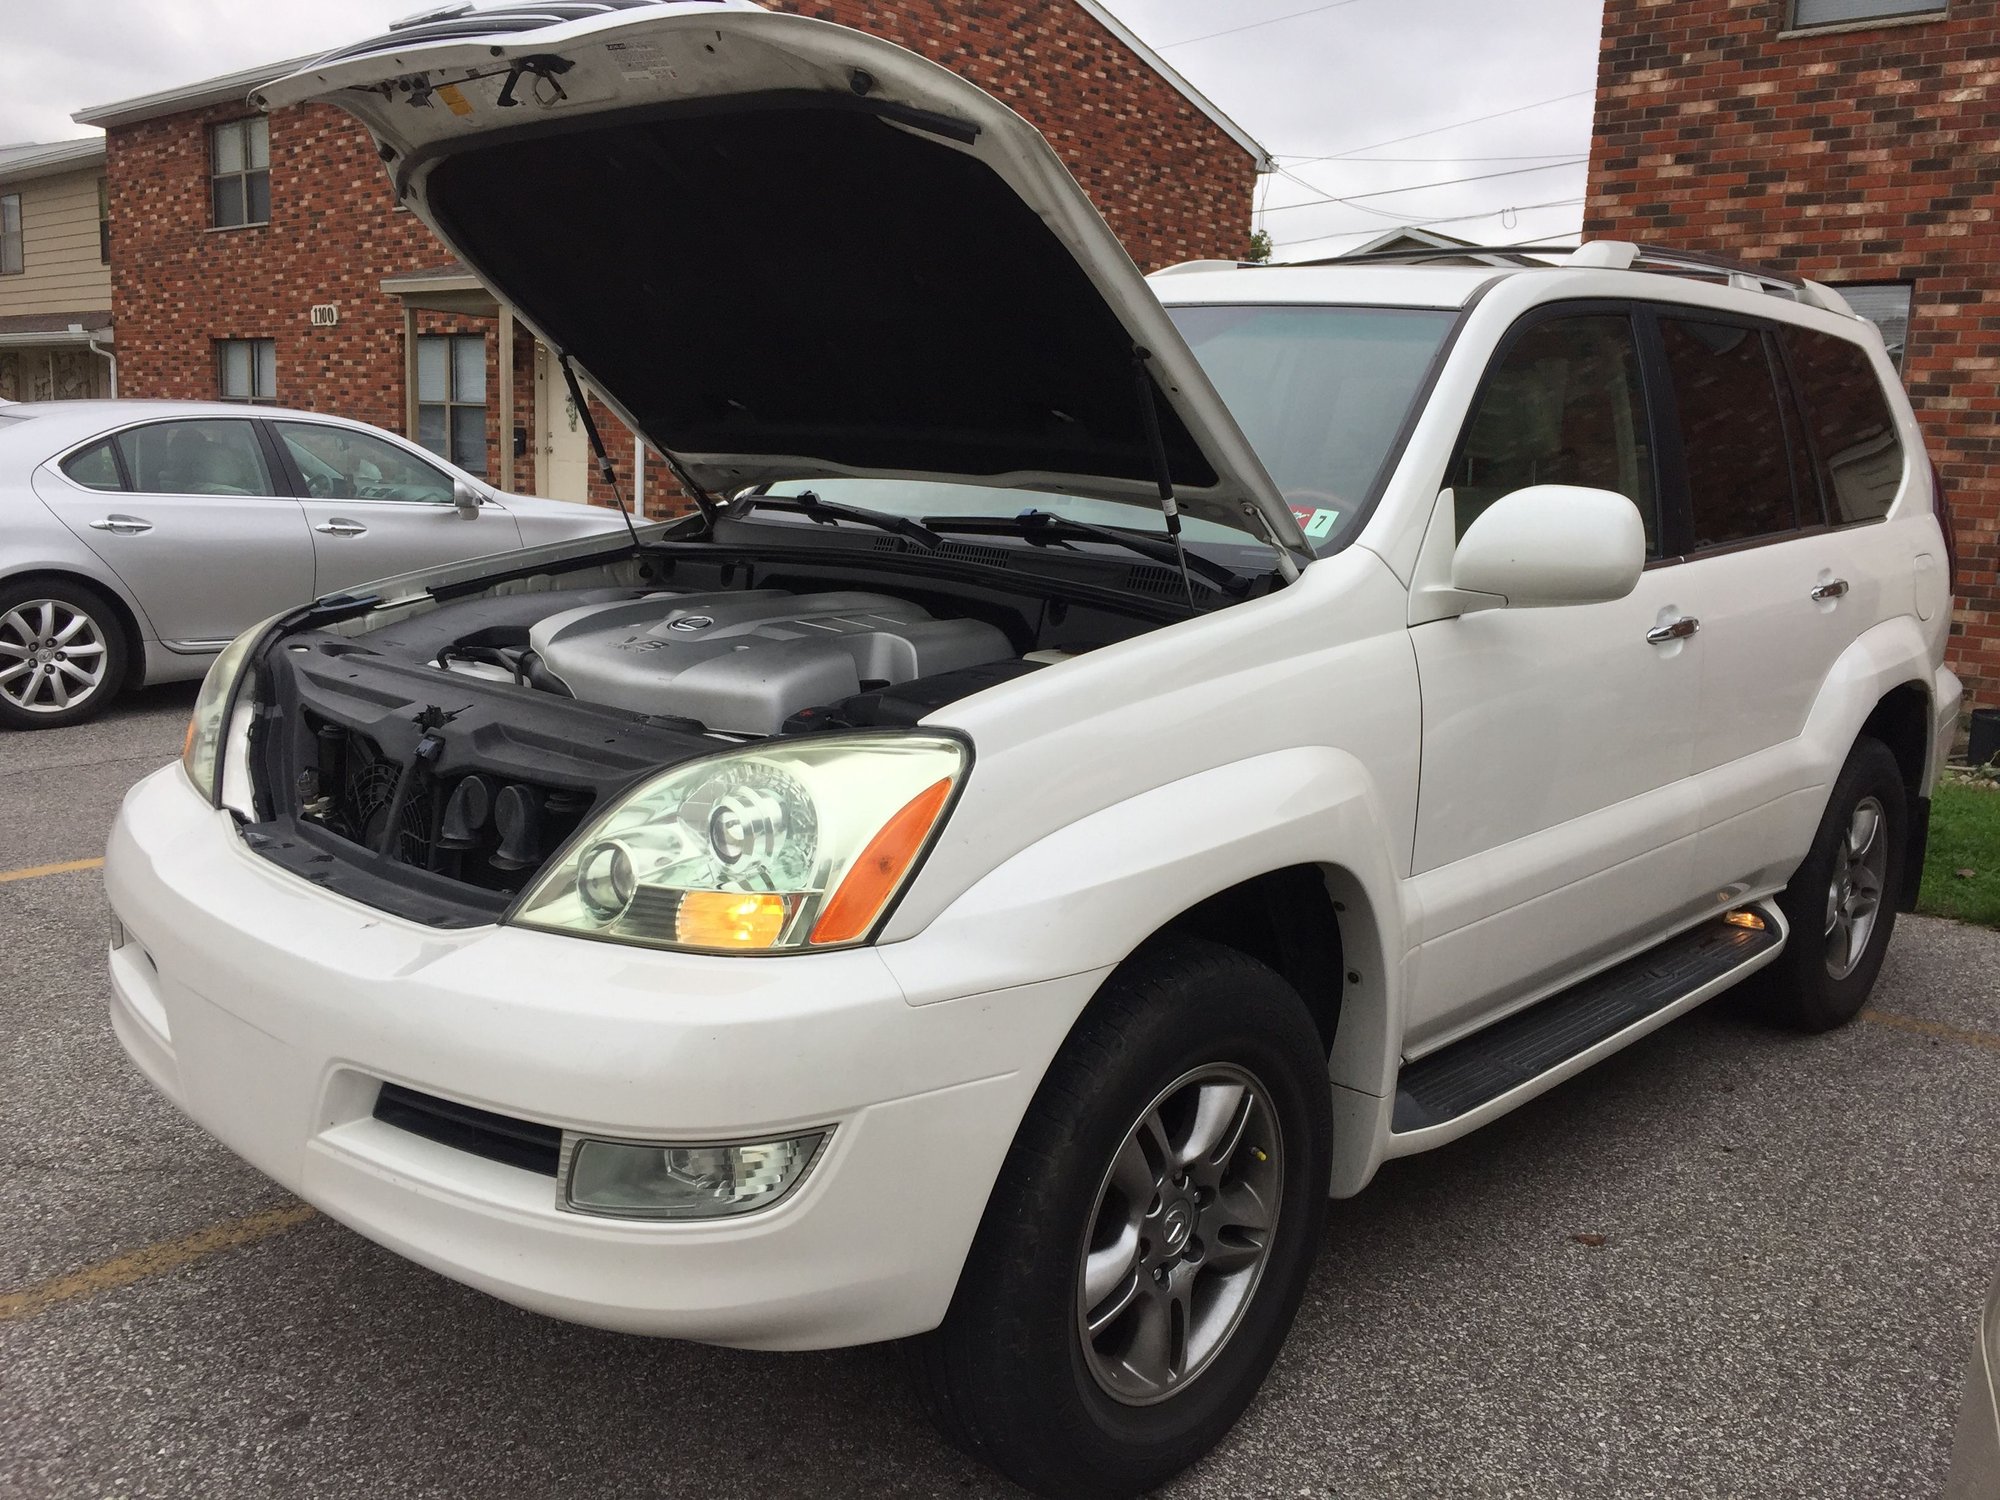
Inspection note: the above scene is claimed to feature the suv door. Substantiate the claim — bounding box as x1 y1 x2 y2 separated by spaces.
1659 312 1909 893
266 420 524 596
33 418 316 648
1405 306 1706 1049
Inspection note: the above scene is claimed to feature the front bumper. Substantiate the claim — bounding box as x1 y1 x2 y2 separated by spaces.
105 765 1100 1349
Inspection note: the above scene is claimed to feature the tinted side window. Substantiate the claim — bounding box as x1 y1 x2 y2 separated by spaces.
61 439 123 492
1783 327 1904 525
1661 318 1798 550
115 421 273 496
273 422 455 504
1449 313 1659 555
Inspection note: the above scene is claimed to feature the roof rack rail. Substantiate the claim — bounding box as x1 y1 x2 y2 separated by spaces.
1267 237 1860 316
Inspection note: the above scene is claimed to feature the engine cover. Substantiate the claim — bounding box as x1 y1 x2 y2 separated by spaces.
527 590 1013 734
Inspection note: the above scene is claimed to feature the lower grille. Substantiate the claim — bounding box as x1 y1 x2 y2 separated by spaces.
373 1082 562 1177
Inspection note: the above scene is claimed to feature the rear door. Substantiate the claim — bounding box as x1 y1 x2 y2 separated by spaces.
265 419 524 597
1658 310 1910 894
33 417 316 647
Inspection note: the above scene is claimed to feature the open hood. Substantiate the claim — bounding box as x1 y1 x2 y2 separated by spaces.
256 1 1308 555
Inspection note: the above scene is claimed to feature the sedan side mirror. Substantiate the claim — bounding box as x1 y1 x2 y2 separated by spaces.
452 479 483 518
1451 484 1645 608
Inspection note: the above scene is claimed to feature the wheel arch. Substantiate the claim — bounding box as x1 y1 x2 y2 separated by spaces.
880 747 1411 1191
0 566 150 690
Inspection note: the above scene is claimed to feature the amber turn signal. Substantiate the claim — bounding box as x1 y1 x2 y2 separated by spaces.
811 778 954 946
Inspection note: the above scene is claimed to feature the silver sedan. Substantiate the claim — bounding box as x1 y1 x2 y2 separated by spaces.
0 400 631 728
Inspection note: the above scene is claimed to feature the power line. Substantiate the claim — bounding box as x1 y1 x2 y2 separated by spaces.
1271 196 1587 252
1281 90 1595 164
1259 157 1587 214
1158 0 1376 49
1272 150 1585 164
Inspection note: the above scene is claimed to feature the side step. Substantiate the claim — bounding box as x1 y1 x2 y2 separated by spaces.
1391 910 1783 1135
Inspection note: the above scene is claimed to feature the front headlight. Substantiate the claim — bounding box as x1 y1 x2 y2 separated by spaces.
510 733 966 954
180 621 274 803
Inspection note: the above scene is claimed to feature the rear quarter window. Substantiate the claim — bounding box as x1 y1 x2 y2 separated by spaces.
61 439 124 492
1783 327 1904 525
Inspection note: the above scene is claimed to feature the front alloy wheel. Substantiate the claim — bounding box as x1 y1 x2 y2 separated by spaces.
1079 1064 1283 1404
912 937 1331 1500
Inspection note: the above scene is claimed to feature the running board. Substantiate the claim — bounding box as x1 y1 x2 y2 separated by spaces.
1391 908 1785 1138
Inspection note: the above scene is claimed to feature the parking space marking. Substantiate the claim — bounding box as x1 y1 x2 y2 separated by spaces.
1862 1007 2000 1054
0 857 104 885
0 1202 317 1323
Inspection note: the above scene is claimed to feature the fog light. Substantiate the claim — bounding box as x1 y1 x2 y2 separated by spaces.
561 1130 828 1219
108 909 127 950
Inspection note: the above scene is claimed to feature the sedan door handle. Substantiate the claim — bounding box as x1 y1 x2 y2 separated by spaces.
89 515 152 535
1646 616 1700 645
1810 578 1850 602
314 520 368 537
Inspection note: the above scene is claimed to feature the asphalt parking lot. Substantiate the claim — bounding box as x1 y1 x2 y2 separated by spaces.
2 686 1996 1500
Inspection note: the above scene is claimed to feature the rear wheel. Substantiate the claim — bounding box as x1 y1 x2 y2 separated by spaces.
1754 736 1906 1032
911 937 1331 1499
0 580 127 730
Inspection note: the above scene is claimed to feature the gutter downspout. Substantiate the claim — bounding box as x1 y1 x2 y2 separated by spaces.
85 332 117 397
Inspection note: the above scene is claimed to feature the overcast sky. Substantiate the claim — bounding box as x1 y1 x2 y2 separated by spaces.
0 0 1603 259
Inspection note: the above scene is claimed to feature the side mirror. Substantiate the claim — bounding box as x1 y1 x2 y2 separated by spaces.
1451 484 1645 608
452 479 483 518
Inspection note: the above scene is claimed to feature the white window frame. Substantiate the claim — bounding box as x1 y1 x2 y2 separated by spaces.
216 338 276 404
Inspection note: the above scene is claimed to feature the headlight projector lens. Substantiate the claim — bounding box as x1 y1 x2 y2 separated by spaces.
575 841 637 922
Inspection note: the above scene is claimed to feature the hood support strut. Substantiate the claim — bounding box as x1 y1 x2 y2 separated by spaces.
558 351 718 533
1132 347 1198 612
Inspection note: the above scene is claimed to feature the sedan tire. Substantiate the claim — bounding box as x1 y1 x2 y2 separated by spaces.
0 579 128 730
910 936 1331 1499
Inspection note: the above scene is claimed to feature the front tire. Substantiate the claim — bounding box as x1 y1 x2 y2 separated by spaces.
0 580 128 730
912 937 1331 1499
1754 736 1907 1032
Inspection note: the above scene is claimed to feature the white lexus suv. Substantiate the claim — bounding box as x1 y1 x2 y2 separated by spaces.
104 5 1961 1495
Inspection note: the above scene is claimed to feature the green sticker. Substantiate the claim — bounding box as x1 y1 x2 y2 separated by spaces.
1304 508 1339 539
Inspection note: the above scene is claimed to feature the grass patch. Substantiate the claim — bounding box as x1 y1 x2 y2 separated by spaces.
1918 775 2000 929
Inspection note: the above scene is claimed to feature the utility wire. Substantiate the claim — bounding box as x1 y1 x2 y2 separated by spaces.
1281 89 1594 164
1259 157 1587 214
1271 195 1587 251
1271 150 1584 163
1158 0 1376 49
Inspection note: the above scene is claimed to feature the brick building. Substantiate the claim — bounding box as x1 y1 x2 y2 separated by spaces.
1586 0 2000 708
72 1 1266 515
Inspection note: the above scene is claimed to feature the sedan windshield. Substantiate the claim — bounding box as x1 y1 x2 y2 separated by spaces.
762 303 1456 560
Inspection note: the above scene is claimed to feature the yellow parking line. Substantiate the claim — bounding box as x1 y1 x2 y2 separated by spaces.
0 1202 317 1323
0 856 104 884
1861 1008 2000 1055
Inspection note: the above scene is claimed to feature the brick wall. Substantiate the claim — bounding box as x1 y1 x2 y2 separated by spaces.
1587 0 2000 708
106 1 1258 519
112 102 444 429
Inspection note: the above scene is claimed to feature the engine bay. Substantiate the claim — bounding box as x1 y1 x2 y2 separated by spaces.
238 547 1152 925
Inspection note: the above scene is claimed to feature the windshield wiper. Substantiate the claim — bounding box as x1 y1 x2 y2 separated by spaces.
733 490 942 550
924 511 1251 599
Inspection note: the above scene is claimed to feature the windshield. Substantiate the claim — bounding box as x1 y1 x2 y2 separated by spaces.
760 303 1454 560
1173 304 1456 551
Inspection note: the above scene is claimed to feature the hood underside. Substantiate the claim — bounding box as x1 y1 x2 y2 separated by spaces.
256 3 1308 553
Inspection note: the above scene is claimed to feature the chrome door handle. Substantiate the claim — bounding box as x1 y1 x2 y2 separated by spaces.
1810 578 1850 601
314 520 368 537
89 515 152 535
1647 616 1700 645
